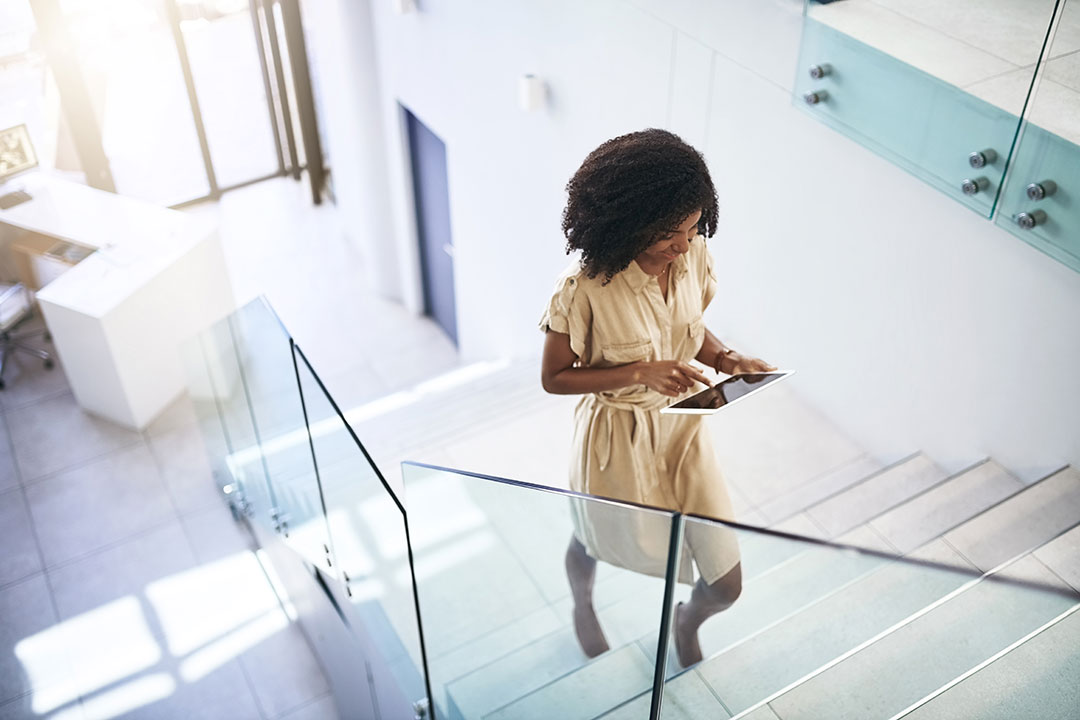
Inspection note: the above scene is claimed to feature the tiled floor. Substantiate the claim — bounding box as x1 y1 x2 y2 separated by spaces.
0 177 464 720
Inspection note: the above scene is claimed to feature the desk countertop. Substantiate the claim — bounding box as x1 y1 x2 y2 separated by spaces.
0 173 218 319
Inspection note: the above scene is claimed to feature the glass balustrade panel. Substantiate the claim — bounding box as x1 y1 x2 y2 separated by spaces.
293 346 430 716
402 462 676 720
197 311 276 528
652 514 1075 720
228 298 328 564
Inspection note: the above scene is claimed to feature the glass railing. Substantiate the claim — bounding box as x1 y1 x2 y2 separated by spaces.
183 297 1080 720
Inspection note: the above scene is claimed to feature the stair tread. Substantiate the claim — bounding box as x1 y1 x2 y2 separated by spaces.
483 643 653 720
901 608 1080 720
869 460 1024 554
597 670 730 719
943 467 1080 572
759 455 884 525
690 538 974 715
768 555 1077 720
1033 524 1080 594
806 454 947 538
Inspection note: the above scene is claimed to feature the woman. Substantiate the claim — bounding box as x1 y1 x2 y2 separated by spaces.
539 129 774 667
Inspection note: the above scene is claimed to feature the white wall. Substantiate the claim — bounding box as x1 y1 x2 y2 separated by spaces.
340 0 1080 479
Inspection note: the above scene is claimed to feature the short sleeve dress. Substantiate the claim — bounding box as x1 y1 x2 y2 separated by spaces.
540 237 739 585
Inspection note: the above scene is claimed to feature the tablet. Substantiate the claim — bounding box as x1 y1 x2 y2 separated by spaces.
660 371 794 415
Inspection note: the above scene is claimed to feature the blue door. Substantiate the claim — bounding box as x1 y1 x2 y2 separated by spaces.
405 108 458 345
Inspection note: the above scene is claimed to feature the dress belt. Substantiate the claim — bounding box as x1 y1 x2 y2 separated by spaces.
589 391 670 496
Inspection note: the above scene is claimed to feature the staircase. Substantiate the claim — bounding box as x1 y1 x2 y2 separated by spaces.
438 461 1080 719
328 359 1079 719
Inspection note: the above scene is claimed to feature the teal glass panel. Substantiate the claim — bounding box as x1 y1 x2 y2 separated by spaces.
402 463 676 720
293 346 430 712
794 17 1022 218
653 515 1077 720
995 0 1080 273
228 298 329 565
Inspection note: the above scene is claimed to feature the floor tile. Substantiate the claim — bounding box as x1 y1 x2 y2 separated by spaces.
0 414 21 494
142 394 200 439
26 443 177 568
0 575 65 708
0 488 42 588
238 623 331 719
46 522 196 620
179 502 254 565
0 340 69 415
0 692 85 720
7 393 141 483
145 425 222 517
275 693 339 720
78 663 262 720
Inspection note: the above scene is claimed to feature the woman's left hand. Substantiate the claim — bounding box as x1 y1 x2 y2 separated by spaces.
716 351 777 376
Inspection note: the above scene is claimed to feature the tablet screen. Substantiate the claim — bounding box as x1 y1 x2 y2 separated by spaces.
661 371 793 414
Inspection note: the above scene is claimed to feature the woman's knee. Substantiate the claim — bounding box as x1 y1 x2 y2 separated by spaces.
705 563 742 606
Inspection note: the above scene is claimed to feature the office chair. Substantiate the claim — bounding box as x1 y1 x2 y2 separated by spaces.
0 282 53 390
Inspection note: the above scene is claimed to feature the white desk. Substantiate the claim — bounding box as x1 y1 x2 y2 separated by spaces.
0 173 235 429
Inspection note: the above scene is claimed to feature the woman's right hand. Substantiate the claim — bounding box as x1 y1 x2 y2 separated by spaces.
631 361 712 397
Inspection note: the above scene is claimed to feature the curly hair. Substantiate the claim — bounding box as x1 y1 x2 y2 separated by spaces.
561 129 719 284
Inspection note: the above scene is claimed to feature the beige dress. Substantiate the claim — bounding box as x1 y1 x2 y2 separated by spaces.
540 238 740 585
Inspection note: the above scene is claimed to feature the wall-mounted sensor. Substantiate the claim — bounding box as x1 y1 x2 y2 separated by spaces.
519 74 546 111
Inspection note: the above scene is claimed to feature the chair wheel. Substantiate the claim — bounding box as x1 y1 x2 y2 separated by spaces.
44 358 54 370
0 379 5 390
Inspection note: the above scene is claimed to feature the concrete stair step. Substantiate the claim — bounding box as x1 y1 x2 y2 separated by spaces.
943 467 1080 572
805 454 948 538
758 454 884 526
768 551 1079 720
869 460 1024 554
483 643 654 720
898 606 1080 720
686 538 976 716
596 669 731 719
705 382 867 510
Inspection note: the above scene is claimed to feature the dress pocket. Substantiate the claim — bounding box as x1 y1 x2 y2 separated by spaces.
601 338 653 364
687 318 705 351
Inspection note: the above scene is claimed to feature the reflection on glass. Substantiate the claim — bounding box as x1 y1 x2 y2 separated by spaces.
653 514 1078 720
228 299 328 565
806 0 1059 116
995 0 1080 271
295 347 429 711
199 312 275 526
60 0 209 204
178 0 277 187
402 463 674 720
797 0 1059 217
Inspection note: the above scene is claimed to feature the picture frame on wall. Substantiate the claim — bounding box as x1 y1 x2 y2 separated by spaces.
0 124 38 182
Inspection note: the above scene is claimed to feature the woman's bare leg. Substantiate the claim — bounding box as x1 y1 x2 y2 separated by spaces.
566 536 609 657
674 562 742 667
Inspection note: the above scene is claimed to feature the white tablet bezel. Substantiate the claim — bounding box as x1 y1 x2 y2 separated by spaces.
660 370 795 415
